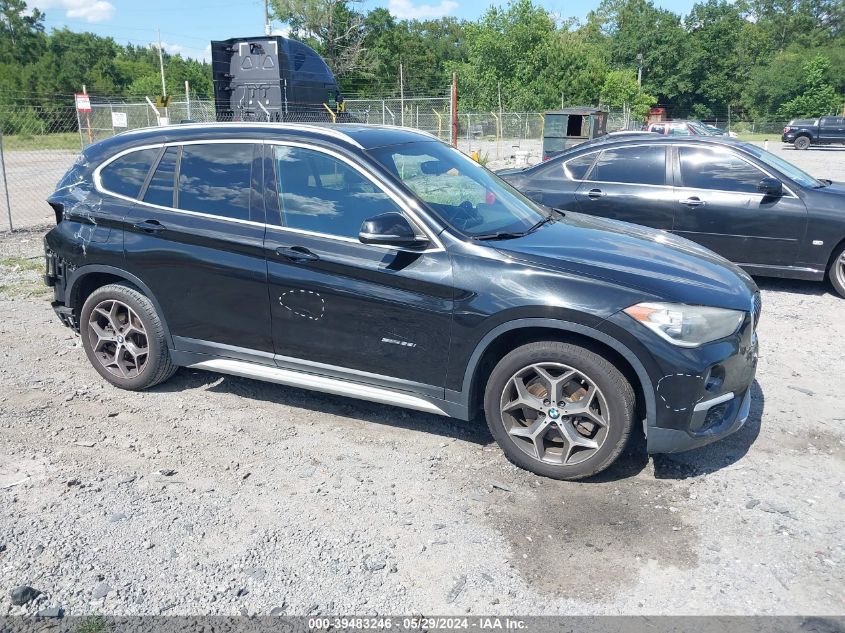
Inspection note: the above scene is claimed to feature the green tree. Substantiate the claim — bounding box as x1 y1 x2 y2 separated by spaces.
600 68 656 120
269 0 368 78
778 55 842 117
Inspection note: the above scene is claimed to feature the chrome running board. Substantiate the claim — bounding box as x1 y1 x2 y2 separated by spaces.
188 358 449 416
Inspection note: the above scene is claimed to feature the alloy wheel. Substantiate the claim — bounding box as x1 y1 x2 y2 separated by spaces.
499 362 610 465
87 299 149 379
837 252 845 291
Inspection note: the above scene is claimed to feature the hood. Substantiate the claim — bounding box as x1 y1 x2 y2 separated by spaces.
490 211 758 311
818 181 845 196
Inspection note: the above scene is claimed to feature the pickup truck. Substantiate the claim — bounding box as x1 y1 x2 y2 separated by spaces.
782 116 845 149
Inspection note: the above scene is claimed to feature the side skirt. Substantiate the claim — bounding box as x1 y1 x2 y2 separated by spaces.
739 263 825 281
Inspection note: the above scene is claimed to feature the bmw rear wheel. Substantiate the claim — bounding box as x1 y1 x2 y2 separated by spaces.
484 341 635 480
829 243 845 298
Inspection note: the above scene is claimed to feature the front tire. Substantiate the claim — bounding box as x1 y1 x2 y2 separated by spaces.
828 243 845 298
483 341 635 480
80 282 177 390
794 136 811 150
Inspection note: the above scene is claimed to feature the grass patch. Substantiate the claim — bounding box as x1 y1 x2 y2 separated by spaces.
0 255 50 299
735 132 783 142
76 616 112 633
2 132 81 151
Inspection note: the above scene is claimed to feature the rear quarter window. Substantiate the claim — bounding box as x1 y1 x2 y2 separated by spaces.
99 148 160 199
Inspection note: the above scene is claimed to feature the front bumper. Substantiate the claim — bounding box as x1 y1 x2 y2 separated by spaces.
598 305 759 454
645 387 752 453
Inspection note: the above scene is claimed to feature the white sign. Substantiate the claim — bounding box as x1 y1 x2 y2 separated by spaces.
74 93 91 112
111 111 128 128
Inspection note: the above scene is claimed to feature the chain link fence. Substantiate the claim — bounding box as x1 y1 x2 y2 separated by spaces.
0 96 792 232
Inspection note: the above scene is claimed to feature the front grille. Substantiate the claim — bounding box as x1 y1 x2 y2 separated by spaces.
752 292 762 329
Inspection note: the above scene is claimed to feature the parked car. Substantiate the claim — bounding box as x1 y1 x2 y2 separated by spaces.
646 120 715 136
499 136 845 297
44 123 759 480
782 116 845 149
694 121 738 138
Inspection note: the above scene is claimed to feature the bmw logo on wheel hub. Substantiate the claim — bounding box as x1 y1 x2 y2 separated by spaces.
548 407 560 419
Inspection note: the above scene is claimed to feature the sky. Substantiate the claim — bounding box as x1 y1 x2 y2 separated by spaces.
33 0 697 63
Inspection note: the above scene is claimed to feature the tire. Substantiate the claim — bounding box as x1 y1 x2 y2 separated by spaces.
794 136 811 150
828 243 845 298
483 341 635 480
79 282 178 390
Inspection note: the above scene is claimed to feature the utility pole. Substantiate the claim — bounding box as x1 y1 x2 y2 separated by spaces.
497 81 503 139
264 0 272 36
399 61 405 127
157 28 169 124
451 72 458 148
157 28 166 97
636 53 643 90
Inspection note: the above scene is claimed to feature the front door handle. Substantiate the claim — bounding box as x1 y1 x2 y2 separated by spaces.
133 219 166 233
586 189 605 199
275 246 319 262
679 197 706 207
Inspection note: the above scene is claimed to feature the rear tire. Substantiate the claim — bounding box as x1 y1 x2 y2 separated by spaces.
483 341 635 480
794 136 811 150
80 282 177 390
828 243 845 298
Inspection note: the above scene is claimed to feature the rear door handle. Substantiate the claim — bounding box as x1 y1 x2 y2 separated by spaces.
133 219 166 233
275 246 319 262
586 189 605 199
679 197 706 207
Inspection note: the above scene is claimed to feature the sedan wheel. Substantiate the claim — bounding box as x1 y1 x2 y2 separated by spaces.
829 246 845 298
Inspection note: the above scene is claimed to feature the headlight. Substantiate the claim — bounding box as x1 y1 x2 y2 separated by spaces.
623 302 744 347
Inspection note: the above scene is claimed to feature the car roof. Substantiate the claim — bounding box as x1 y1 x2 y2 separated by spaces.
530 135 756 170
83 122 440 164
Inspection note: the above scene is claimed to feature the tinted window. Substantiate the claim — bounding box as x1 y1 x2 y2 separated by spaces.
274 146 402 238
651 124 666 134
563 152 596 180
100 148 159 199
679 148 765 193
669 124 692 136
178 144 253 221
820 117 843 128
589 146 666 185
143 146 178 207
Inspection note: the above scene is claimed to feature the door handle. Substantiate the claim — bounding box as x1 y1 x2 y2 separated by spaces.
275 246 320 262
679 197 706 207
586 189 605 199
132 219 166 233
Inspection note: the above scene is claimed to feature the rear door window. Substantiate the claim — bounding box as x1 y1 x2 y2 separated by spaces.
563 152 597 180
142 146 179 208
589 145 667 186
177 143 254 221
100 148 159 199
678 147 766 193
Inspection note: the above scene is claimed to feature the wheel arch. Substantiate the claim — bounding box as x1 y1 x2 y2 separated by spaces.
65 265 173 347
458 318 655 429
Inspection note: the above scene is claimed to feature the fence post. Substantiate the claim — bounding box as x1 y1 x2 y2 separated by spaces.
0 131 13 232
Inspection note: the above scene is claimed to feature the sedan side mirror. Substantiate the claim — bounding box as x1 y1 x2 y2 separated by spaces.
758 177 783 197
359 212 430 249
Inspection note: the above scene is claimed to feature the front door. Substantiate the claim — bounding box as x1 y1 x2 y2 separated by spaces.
263 143 454 391
670 145 807 267
574 144 676 230
123 142 272 354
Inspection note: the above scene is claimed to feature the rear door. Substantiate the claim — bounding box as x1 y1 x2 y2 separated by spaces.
670 144 807 266
123 141 272 355
573 144 676 230
819 117 845 143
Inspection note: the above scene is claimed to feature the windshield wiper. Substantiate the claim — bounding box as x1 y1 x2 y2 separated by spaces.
473 210 558 241
472 230 529 241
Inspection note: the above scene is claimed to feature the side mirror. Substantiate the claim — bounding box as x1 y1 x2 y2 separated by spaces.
758 177 783 197
359 212 429 249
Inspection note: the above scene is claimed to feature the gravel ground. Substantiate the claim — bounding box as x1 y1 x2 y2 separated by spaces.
0 226 843 617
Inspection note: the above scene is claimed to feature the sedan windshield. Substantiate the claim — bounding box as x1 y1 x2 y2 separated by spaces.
367 141 547 237
741 144 822 188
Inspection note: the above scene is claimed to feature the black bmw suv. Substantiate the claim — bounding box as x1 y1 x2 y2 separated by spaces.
44 123 760 480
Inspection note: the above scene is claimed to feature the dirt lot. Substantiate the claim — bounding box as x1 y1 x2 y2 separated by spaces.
0 223 843 616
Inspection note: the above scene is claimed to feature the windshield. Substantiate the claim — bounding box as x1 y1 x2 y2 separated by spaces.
742 144 822 188
367 141 546 237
